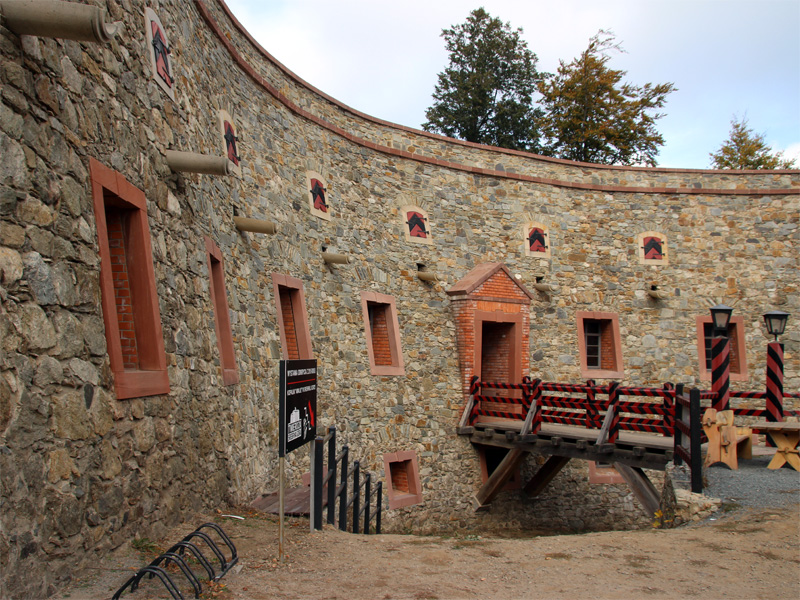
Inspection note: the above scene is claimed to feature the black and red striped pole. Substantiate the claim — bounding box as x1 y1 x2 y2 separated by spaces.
710 305 734 412
763 311 790 422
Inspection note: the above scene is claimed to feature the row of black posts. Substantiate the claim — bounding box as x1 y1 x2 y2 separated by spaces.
311 426 382 534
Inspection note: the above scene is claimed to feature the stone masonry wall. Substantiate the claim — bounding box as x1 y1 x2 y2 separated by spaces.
1 1 798 597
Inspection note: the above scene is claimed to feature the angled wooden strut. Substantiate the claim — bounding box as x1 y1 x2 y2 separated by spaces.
473 382 540 510
599 393 661 518
523 455 571 498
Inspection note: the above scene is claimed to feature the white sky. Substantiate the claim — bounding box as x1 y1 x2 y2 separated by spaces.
225 0 800 169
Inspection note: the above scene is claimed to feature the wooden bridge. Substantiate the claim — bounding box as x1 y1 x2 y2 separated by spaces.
458 377 683 516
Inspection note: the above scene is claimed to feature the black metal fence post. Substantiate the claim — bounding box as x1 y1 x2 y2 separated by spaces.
326 426 337 525
352 461 361 534
312 436 324 530
363 473 371 534
375 481 382 534
689 387 703 493
338 445 349 531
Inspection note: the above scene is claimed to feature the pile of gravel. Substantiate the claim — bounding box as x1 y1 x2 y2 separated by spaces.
704 453 800 509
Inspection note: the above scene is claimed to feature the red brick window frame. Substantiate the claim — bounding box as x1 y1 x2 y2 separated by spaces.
205 237 238 386
271 273 313 360
90 158 169 400
361 291 405 376
695 315 748 382
383 451 422 509
577 311 624 379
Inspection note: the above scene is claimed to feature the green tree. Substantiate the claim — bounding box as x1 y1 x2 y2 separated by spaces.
710 117 797 169
537 31 675 166
422 8 544 152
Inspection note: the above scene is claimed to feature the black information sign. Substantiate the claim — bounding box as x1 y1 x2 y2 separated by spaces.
279 359 317 457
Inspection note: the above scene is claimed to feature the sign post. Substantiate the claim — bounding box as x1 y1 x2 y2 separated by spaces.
278 359 317 562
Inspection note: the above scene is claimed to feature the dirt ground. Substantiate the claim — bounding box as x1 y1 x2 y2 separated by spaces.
56 501 800 600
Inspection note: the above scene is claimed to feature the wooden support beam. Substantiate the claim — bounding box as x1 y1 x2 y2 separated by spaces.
523 455 571 498
614 463 661 518
473 448 527 510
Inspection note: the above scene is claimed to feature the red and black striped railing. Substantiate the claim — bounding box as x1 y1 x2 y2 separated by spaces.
465 377 677 443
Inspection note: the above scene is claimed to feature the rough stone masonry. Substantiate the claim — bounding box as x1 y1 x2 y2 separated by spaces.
0 0 797 597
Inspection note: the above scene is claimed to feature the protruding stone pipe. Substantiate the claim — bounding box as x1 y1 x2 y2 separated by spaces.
233 216 277 235
322 252 350 265
417 271 442 283
0 0 120 43
647 288 670 299
166 150 231 176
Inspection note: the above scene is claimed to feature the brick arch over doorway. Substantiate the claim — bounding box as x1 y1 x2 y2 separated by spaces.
447 263 535 402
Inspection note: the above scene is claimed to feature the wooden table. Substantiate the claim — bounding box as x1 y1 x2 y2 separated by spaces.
749 421 800 471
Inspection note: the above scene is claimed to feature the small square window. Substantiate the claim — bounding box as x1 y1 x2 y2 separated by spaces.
636 231 669 265
361 292 404 376
306 171 331 221
383 451 422 509
696 316 748 382
577 312 624 379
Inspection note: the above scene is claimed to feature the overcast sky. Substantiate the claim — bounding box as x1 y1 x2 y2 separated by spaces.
225 0 799 169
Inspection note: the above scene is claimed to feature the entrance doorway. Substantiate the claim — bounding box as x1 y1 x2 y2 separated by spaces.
475 312 523 413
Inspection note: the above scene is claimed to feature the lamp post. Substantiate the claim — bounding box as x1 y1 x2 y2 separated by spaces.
763 311 790 422
709 304 733 412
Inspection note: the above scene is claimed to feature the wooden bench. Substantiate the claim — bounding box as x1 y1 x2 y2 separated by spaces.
749 421 800 471
703 409 753 470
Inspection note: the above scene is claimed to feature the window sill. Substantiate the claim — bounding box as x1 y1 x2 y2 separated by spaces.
114 369 170 400
387 491 422 510
580 368 624 380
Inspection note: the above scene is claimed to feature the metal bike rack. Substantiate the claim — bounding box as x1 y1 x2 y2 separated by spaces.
112 522 238 600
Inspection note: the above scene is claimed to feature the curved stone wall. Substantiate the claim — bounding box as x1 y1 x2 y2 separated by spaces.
0 1 797 597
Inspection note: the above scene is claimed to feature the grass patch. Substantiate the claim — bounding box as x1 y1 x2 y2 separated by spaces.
131 537 160 557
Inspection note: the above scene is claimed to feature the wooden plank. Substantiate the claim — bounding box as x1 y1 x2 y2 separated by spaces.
251 487 324 516
473 448 527 510
524 455 571 498
614 463 660 518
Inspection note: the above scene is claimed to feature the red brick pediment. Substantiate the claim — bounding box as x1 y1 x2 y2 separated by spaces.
446 263 534 303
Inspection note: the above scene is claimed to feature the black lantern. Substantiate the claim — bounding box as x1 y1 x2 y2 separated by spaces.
763 310 790 342
709 304 733 336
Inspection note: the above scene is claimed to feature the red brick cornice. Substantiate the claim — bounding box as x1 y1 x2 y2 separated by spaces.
197 1 800 196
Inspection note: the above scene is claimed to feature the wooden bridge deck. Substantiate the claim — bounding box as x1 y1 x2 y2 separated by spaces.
461 417 674 514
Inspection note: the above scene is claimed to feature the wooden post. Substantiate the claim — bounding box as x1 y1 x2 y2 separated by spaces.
673 383 685 466
473 448 527 509
711 336 731 411
765 341 785 422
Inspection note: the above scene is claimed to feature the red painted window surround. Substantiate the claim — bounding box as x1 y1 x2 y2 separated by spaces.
695 315 748 382
360 291 405 376
576 311 624 379
271 273 313 360
89 158 169 400
205 237 239 386
383 451 422 509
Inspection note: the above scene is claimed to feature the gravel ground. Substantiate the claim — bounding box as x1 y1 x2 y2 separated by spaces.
704 451 800 509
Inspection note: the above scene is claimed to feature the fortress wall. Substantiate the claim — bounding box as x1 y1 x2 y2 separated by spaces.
0 1 797 597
